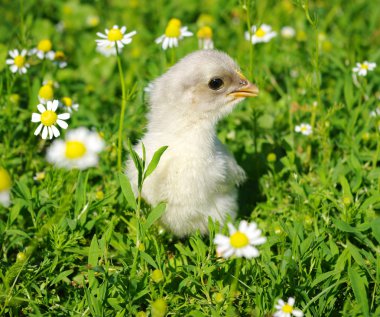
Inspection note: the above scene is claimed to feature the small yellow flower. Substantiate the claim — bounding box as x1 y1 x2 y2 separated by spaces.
46 127 105 169
6 49 29 74
16 252 27 262
353 61 376 76
31 39 53 59
155 18 193 50
342 195 352 206
0 168 12 207
96 25 137 50
274 297 303 317
38 39 52 52
38 84 54 104
214 221 266 259
245 24 277 44
267 152 277 162
31 100 70 139
197 26 214 49
151 299 167 317
33 172 46 181
214 292 225 304
151 269 164 283
61 97 79 113
95 190 104 200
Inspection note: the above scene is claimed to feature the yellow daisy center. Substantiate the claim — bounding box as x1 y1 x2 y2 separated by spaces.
65 141 87 159
282 304 293 313
300 126 309 132
197 26 213 39
38 85 54 100
165 19 182 37
14 55 25 67
0 168 12 191
108 28 123 41
255 27 266 37
169 18 181 27
55 51 65 60
40 110 57 126
37 39 52 52
361 64 368 70
62 97 73 107
230 231 249 248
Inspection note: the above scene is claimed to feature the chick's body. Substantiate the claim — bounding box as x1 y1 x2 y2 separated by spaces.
126 50 258 237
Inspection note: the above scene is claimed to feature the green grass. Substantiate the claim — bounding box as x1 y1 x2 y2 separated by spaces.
1 0 380 316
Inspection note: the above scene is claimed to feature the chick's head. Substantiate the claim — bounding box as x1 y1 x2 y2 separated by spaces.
150 50 258 121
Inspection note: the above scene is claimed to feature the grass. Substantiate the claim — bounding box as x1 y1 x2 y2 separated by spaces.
1 0 380 316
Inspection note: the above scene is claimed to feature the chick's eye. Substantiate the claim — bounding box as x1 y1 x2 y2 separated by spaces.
208 78 224 90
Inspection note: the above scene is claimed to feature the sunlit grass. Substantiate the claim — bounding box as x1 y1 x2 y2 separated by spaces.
1 0 380 316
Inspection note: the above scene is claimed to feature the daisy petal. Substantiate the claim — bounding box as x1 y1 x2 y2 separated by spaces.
34 123 43 136
31 113 41 122
37 104 46 113
51 125 60 138
56 119 68 129
42 126 48 139
58 113 70 120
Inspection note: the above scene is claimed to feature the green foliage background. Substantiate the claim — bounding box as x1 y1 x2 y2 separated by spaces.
1 0 380 316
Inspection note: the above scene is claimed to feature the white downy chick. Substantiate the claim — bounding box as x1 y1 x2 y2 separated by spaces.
126 50 259 237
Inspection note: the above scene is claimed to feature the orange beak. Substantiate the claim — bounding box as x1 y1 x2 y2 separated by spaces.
229 73 259 98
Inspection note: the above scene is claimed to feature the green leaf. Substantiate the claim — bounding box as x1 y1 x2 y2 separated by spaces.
144 202 166 231
332 218 357 234
127 139 144 188
88 235 101 287
339 175 353 201
370 218 380 244
74 171 89 217
348 266 369 317
140 251 158 269
347 241 366 268
360 194 380 211
51 269 74 285
144 146 168 180
117 172 137 210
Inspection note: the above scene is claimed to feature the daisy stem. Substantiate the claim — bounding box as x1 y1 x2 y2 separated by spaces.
229 257 243 304
116 46 127 171
244 0 254 77
170 47 176 66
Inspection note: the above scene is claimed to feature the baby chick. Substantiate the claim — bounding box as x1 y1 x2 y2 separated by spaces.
126 50 259 237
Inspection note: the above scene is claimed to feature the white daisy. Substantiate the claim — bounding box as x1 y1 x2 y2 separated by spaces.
38 83 55 104
197 26 214 50
31 100 70 140
30 39 54 59
281 26 296 39
214 220 266 259
60 97 79 113
352 61 376 76
155 18 193 50
96 25 137 50
274 297 303 317
96 44 117 57
245 24 277 44
295 123 312 136
6 49 29 74
0 168 12 207
46 127 105 170
46 50 68 68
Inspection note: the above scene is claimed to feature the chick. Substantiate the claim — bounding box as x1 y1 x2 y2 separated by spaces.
126 50 259 237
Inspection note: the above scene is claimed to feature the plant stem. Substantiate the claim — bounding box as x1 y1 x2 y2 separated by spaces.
116 45 127 171
229 258 243 304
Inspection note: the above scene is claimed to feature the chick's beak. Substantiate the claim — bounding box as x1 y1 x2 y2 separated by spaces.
229 74 259 98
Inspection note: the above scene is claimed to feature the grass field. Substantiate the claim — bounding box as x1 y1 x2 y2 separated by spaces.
1 0 380 316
